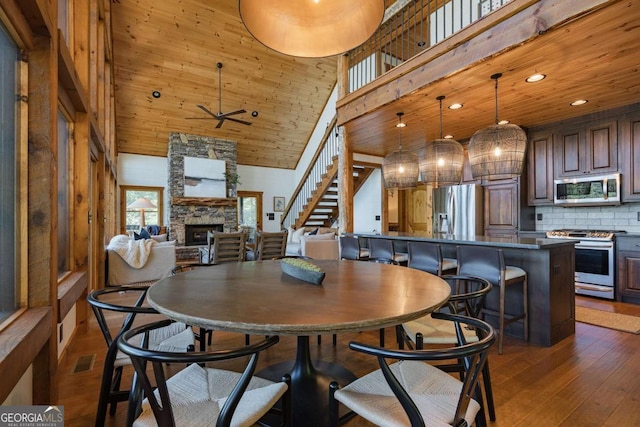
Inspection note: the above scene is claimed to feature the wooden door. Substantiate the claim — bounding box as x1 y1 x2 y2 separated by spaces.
585 120 617 174
621 111 640 201
407 186 432 232
554 127 583 177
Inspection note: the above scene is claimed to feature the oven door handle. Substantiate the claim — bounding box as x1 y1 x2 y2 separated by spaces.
575 242 613 249
575 283 613 292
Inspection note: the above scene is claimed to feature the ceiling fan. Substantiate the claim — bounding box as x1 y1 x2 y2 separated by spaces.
187 62 252 128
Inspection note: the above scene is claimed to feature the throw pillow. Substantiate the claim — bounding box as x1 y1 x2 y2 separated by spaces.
291 227 306 243
134 228 151 240
287 226 295 243
150 233 168 243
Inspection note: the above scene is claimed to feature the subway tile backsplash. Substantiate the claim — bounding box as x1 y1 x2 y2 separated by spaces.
535 203 640 232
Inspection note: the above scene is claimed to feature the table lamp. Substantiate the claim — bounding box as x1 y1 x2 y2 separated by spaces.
127 197 156 228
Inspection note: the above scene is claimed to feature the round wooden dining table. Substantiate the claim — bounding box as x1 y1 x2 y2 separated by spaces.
147 259 451 426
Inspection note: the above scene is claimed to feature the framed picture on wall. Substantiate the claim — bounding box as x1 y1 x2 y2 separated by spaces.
273 196 285 212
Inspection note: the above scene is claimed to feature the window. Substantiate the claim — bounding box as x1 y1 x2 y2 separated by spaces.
120 186 163 233
57 110 71 278
0 22 19 323
237 191 262 244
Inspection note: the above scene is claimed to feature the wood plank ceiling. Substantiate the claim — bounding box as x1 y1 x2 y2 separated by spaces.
340 0 640 157
111 0 338 169
111 0 640 169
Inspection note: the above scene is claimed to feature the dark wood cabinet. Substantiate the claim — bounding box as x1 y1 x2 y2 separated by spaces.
621 111 640 202
484 176 534 236
527 131 554 205
554 120 618 177
616 236 640 303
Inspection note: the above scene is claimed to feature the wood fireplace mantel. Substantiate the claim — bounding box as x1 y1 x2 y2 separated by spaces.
171 197 237 207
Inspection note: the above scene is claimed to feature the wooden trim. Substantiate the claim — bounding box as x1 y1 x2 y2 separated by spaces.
13 0 53 37
170 197 237 207
0 0 35 49
57 270 88 322
57 30 88 113
0 308 52 404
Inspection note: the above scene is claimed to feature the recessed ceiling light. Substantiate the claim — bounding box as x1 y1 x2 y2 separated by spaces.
570 99 588 106
498 119 510 125
444 134 454 139
151 90 161 98
448 103 463 110
525 73 546 83
396 122 407 128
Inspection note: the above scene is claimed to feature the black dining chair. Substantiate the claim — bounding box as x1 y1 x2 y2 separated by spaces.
87 286 195 427
398 274 496 425
118 320 291 427
329 313 496 427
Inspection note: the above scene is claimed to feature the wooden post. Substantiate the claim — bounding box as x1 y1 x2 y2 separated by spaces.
337 55 353 234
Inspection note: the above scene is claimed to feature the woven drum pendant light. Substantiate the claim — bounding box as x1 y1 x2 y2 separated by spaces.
418 96 464 187
239 0 385 58
468 73 527 179
383 113 419 189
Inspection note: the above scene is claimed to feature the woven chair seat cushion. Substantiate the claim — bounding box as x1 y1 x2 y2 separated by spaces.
393 252 409 263
133 363 287 427
402 315 479 345
114 323 194 368
334 360 480 427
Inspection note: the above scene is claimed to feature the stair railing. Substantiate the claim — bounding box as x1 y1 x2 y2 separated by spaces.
281 116 339 230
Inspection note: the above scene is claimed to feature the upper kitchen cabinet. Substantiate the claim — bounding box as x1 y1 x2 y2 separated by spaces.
620 109 640 202
527 131 554 205
554 120 618 178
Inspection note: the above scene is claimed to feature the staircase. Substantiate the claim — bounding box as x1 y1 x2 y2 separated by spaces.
295 159 375 229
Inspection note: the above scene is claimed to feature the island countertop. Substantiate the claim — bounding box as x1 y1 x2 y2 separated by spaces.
355 231 576 347
356 231 576 250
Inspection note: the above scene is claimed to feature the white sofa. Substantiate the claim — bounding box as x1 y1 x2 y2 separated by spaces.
106 236 176 286
285 227 339 260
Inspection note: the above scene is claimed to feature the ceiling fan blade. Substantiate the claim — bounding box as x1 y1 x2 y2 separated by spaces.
197 105 217 117
185 117 217 120
225 117 252 126
218 109 247 118
215 118 224 129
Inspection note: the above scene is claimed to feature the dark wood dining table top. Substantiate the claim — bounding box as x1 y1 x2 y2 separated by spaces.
147 259 451 336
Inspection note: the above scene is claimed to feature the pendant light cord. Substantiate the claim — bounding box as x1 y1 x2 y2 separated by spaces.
491 73 502 125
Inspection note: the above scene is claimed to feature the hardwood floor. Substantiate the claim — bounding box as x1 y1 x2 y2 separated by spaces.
58 296 640 426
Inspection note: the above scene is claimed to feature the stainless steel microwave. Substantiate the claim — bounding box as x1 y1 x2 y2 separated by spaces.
554 173 621 206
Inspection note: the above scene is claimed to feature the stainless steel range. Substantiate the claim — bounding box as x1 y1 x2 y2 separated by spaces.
546 229 622 300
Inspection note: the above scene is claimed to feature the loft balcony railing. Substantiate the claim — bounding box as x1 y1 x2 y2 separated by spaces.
346 0 511 93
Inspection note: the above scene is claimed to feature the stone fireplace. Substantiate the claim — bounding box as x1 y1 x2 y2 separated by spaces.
167 132 238 258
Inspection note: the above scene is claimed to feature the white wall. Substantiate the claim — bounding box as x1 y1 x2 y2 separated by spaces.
237 165 296 232
354 169 383 233
2 366 32 405
117 154 169 225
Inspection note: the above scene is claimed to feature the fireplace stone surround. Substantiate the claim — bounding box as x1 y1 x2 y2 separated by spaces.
167 132 238 257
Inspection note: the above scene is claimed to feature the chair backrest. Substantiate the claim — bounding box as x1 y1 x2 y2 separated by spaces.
456 245 505 286
348 313 495 426
117 320 281 427
439 275 492 319
407 241 443 275
367 257 399 265
339 235 361 260
256 230 288 260
208 231 247 264
368 239 395 260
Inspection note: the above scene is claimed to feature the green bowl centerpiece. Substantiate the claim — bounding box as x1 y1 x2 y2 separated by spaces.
280 258 325 285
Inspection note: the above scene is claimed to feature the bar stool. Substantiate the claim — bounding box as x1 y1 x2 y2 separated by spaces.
407 241 457 276
456 245 528 354
368 238 408 265
339 235 369 260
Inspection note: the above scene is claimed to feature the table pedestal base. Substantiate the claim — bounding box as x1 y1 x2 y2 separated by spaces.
257 336 356 426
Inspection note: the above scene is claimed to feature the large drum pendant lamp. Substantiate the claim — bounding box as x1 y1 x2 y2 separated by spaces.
383 113 419 189
239 0 385 58
418 96 464 187
468 73 527 179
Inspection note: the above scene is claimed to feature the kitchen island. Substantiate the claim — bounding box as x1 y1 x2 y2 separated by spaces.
356 232 576 347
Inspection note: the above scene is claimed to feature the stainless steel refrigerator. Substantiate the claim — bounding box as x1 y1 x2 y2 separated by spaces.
432 184 484 239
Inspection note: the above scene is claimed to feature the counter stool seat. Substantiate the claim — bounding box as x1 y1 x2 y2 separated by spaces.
368 238 408 265
456 245 528 355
